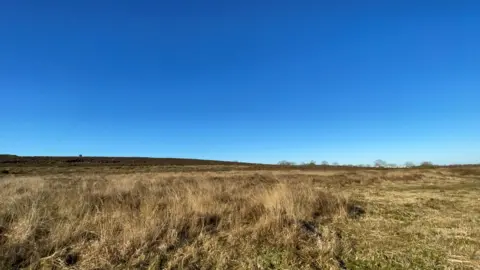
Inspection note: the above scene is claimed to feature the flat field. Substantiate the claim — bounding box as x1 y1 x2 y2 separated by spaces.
0 163 479 269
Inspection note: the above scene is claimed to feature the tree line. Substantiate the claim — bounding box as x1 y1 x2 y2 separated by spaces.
277 160 436 168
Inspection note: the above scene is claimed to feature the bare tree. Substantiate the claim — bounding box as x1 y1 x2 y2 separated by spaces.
278 160 296 166
300 161 315 166
405 161 415 168
321 161 329 166
374 159 388 168
420 161 434 168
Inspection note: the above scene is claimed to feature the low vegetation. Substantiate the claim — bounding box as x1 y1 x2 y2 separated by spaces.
0 166 479 269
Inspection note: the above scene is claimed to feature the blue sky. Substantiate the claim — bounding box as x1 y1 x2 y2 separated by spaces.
1 1 479 165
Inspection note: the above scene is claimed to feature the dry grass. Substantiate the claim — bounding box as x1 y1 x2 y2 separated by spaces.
0 168 479 269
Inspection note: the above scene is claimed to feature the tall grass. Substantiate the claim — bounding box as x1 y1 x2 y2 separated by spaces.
0 173 355 269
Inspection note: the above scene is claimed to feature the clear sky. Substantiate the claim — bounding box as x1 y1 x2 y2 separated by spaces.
1 1 479 165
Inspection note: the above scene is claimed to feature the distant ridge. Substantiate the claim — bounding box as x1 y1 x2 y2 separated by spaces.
0 154 18 158
0 155 257 166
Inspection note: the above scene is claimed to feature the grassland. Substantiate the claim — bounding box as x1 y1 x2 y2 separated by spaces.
0 161 479 269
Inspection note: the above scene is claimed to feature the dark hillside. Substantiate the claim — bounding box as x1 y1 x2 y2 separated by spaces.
0 155 255 166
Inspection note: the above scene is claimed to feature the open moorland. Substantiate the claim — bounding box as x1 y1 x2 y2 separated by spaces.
0 157 479 269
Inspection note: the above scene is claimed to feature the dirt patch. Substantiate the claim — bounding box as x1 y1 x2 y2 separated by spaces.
0 226 6 245
347 204 366 219
197 214 221 233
